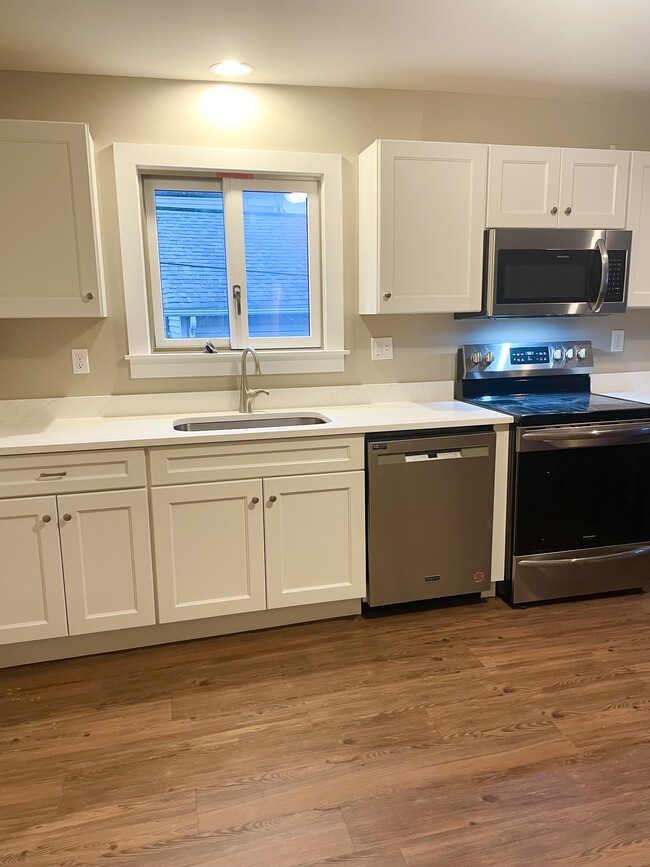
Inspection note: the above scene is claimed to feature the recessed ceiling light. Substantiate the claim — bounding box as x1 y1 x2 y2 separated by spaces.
209 61 255 78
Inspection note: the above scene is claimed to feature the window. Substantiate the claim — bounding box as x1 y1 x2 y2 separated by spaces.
113 143 345 378
143 176 321 350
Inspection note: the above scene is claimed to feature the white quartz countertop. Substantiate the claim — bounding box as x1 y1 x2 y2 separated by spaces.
0 399 512 456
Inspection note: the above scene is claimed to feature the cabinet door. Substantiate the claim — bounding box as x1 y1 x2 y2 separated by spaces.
151 480 266 622
58 489 155 634
558 148 630 228
0 496 68 645
264 471 365 609
0 119 106 318
626 151 650 308
360 140 487 314
487 145 561 228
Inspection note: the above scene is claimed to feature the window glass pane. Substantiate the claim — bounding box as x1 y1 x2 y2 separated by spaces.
154 189 229 339
242 191 311 338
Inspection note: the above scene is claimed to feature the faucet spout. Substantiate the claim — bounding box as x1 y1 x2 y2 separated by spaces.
239 348 269 413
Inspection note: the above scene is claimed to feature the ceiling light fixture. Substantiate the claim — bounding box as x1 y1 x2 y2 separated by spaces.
209 60 255 78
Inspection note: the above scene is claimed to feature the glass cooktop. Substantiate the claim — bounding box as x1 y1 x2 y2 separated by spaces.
467 391 650 426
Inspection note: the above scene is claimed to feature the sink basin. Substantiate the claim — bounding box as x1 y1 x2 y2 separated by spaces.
173 413 330 432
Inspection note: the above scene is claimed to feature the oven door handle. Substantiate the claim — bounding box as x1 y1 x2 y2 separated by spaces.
519 545 650 569
588 238 610 314
521 422 650 449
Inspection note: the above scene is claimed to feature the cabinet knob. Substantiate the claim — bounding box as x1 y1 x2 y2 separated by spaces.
42 515 52 523
268 495 277 503
550 206 558 215
564 206 572 215
62 513 72 522
251 497 259 504
383 293 392 301
85 292 95 301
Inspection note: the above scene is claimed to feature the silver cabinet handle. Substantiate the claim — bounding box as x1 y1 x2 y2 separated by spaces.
85 292 95 301
383 293 392 301
589 238 610 314
232 284 242 316
42 515 52 523
62 513 72 522
564 206 572 215
268 495 277 503
39 471 67 479
550 207 558 215
251 497 259 504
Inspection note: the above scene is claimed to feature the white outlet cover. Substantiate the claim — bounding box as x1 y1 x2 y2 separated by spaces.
71 348 90 374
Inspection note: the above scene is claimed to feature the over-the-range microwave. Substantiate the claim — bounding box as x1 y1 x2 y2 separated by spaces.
457 228 632 318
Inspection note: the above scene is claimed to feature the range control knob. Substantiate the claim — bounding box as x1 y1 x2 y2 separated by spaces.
483 351 495 365
470 351 482 365
577 347 587 360
565 347 575 361
552 348 564 361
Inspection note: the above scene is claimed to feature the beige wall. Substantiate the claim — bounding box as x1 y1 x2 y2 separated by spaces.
2 70 650 400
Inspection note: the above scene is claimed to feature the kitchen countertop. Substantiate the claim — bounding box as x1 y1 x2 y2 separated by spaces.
0 399 512 456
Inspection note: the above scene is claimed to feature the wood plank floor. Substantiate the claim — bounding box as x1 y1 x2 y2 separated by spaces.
4 592 650 865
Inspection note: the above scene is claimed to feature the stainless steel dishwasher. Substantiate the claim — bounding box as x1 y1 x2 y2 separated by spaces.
366 428 496 606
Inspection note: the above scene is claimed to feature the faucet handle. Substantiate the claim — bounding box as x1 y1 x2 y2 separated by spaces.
254 389 270 398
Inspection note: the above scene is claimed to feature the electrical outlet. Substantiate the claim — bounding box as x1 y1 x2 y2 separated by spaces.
71 348 90 374
370 337 394 360
610 330 625 352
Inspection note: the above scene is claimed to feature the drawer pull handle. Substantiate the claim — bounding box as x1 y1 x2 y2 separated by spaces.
39 471 67 479
42 515 52 523
62 513 72 522
268 495 277 503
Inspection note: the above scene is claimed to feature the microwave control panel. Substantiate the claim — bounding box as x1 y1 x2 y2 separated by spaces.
459 341 594 378
605 250 627 303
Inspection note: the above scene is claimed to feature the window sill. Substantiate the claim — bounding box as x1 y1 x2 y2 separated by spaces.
127 349 349 379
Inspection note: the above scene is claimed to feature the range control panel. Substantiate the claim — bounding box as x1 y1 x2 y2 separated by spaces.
459 341 594 379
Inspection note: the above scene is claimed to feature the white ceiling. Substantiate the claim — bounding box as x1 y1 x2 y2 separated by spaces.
2 0 650 102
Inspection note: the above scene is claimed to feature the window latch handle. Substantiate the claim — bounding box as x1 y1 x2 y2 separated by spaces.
232 284 242 316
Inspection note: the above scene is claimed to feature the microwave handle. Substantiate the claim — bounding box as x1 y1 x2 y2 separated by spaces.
589 238 610 314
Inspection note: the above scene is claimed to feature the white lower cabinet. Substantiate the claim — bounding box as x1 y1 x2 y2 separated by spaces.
58 488 156 634
151 479 267 623
0 496 68 645
0 486 155 646
264 472 366 609
151 469 366 622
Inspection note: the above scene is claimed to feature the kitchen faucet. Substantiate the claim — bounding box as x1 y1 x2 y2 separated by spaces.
239 347 269 413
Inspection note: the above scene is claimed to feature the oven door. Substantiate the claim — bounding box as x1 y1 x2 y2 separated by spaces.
485 229 630 317
511 420 650 603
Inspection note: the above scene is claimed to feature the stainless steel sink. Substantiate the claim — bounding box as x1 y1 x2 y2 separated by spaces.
173 413 330 432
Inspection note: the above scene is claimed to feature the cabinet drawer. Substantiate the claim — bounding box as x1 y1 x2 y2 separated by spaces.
148 436 364 485
0 449 147 497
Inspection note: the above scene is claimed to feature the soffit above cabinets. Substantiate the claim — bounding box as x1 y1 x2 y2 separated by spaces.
2 0 650 102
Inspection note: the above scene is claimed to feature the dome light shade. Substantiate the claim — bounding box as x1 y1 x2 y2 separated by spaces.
209 61 255 78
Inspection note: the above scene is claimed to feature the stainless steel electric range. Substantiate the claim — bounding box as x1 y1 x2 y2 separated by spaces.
456 340 650 605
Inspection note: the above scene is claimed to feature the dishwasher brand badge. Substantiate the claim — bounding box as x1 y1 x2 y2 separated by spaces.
473 571 486 584
424 575 441 582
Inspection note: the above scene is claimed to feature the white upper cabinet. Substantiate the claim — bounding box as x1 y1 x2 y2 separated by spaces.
487 146 561 228
488 144 630 229
0 119 106 318
626 151 650 308
559 148 630 228
359 139 488 314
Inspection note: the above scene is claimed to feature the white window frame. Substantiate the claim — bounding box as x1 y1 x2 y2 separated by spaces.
113 143 347 379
